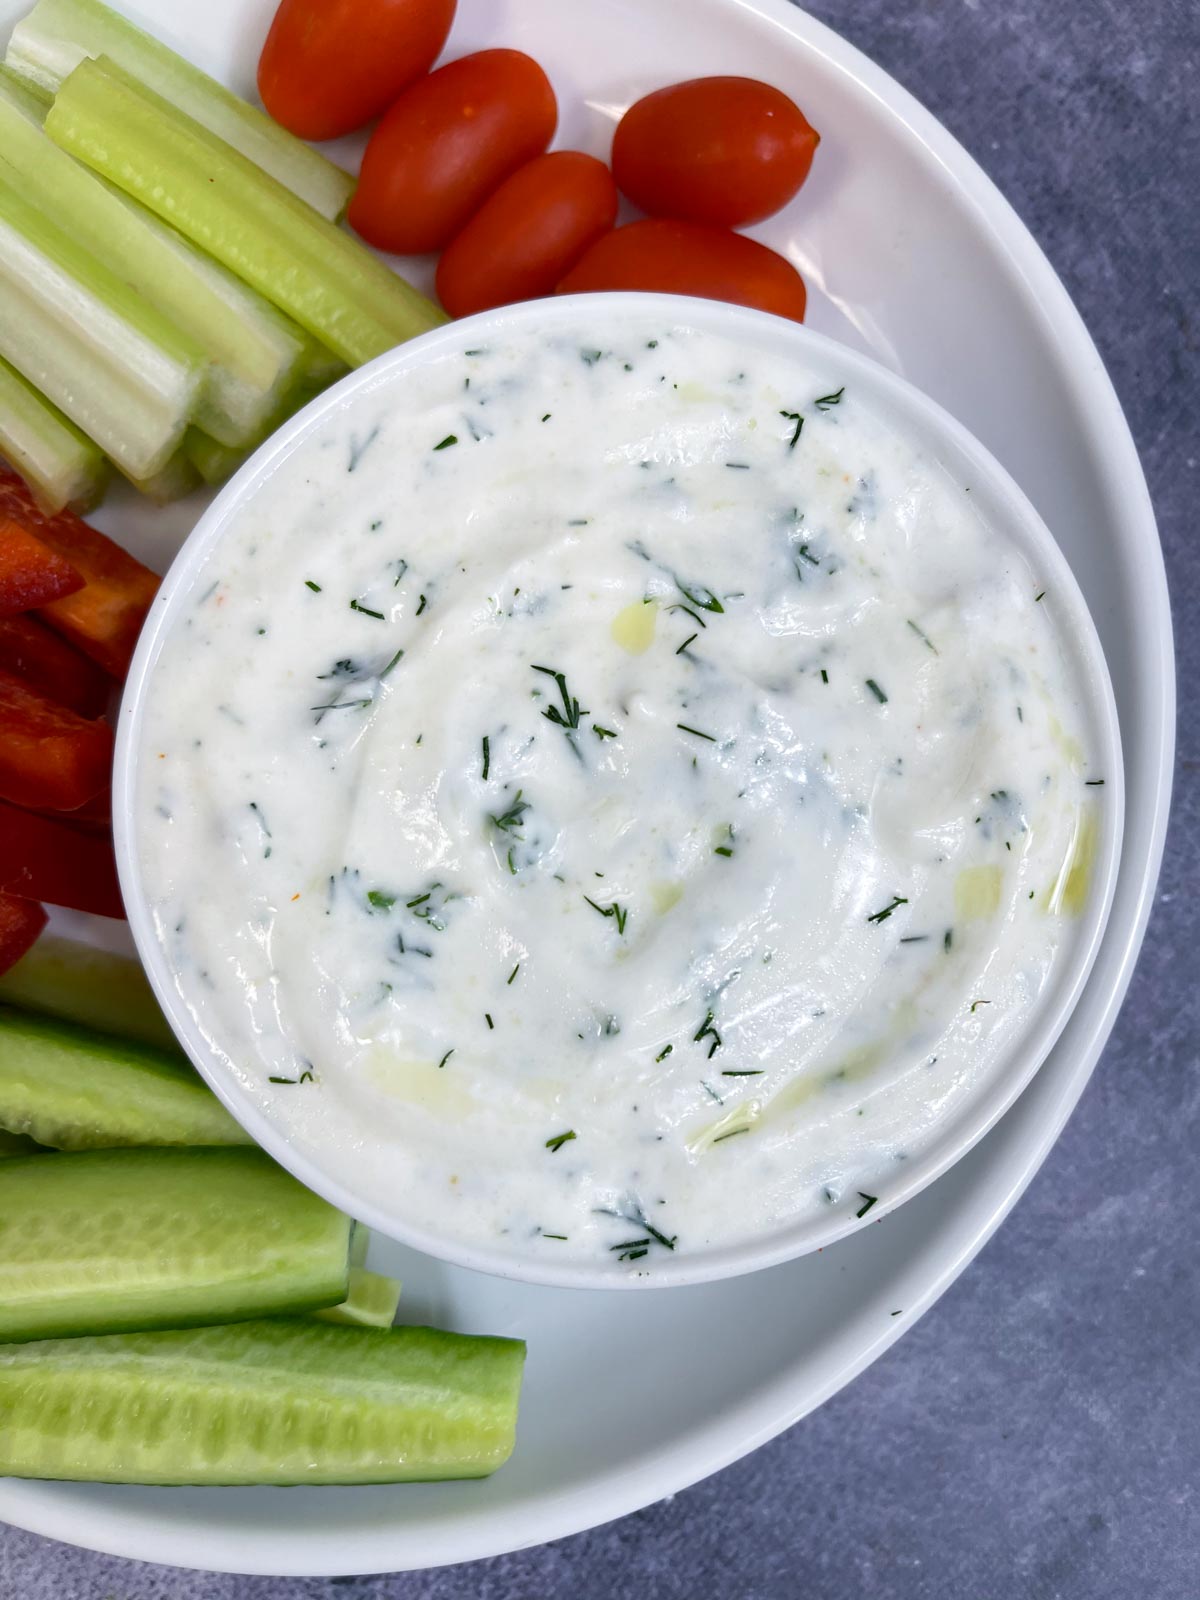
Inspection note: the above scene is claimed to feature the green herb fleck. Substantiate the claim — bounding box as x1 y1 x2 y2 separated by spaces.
867 895 908 924
584 896 629 935
367 890 396 911
433 435 458 451
865 678 888 703
304 579 322 593
350 599 384 620
780 409 805 448
481 735 490 781
677 722 716 742
655 1044 674 1062
855 1191 878 1218
532 664 588 730
489 791 530 834
437 1048 455 1069
969 998 991 1014
906 619 939 654
815 387 845 410
507 963 520 985
693 1009 723 1058
592 724 618 740
545 1130 576 1153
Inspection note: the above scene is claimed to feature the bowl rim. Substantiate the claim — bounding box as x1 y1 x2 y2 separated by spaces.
113 291 1125 1291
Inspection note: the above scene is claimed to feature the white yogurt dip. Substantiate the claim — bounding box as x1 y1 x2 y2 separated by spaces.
135 311 1107 1274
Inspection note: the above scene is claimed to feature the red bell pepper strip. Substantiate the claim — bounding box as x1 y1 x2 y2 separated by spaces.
0 800 124 919
0 614 112 718
0 892 48 977
0 516 85 618
0 668 113 812
0 468 159 679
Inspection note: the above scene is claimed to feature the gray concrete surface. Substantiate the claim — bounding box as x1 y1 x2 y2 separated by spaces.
1 0 1195 1594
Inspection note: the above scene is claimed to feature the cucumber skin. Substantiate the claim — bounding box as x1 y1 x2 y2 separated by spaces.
0 1319 526 1484
0 1003 251 1151
0 1147 351 1342
0 936 180 1052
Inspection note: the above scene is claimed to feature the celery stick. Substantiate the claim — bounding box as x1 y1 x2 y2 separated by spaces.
0 176 202 478
0 354 108 513
6 0 354 222
183 428 249 489
47 57 446 368
312 1266 402 1329
0 1319 526 1483
0 937 178 1051
0 1148 351 1341
0 78 309 448
118 444 202 504
350 1222 371 1269
0 1005 251 1151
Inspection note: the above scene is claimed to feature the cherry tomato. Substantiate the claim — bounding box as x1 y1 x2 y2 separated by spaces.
258 0 457 142
348 50 557 255
557 219 807 322
613 77 819 228
436 152 617 318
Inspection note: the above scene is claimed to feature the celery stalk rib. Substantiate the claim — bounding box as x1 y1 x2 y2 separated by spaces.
0 74 310 448
0 354 108 513
5 0 354 222
0 176 202 479
46 57 446 369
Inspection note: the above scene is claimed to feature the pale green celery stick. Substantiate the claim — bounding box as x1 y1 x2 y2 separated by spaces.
0 1148 351 1341
183 427 247 488
47 57 446 367
118 444 201 504
0 175 202 477
0 1130 46 1158
312 1267 402 1329
0 1318 526 1484
0 353 108 513
0 1003 251 1151
0 62 51 111
5 0 354 221
0 936 178 1051
0 78 309 448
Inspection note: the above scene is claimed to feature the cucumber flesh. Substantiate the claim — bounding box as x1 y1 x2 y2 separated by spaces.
0 936 179 1051
313 1266 402 1329
0 172 202 477
0 1318 525 1484
0 1003 252 1151
349 1221 371 1268
0 351 108 513
0 1147 351 1342
5 0 354 222
47 56 446 368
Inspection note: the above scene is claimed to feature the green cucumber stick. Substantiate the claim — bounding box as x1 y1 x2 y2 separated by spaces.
0 1004 251 1151
5 0 354 221
0 74 310 448
0 1318 526 1484
0 1146 352 1342
47 56 447 368
0 937 179 1051
0 353 108 513
0 172 202 478
313 1266 403 1329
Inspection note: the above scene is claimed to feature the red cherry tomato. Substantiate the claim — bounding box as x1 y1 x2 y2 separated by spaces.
348 50 557 255
613 76 819 228
258 0 457 142
436 152 617 318
557 219 807 322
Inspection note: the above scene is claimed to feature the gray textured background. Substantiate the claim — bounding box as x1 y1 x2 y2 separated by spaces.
2 0 1196 1595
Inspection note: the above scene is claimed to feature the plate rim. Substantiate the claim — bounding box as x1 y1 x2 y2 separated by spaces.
0 0 1174 1574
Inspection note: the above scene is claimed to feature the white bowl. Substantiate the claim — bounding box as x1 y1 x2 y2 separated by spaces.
114 293 1124 1290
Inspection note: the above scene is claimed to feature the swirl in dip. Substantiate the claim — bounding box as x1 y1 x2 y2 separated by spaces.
135 312 1107 1274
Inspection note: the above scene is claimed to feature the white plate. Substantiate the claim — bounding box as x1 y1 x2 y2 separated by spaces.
0 0 1172 1576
